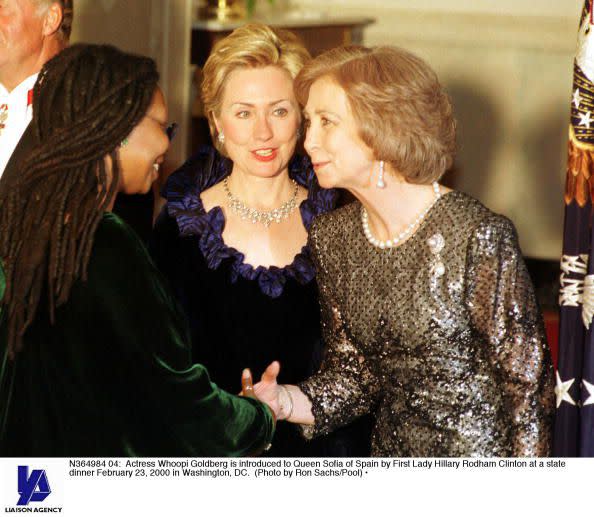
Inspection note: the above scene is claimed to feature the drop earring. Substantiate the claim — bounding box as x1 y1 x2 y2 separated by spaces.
217 131 225 144
377 160 386 189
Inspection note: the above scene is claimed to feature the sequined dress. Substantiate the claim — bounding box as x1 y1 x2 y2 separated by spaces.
299 191 555 457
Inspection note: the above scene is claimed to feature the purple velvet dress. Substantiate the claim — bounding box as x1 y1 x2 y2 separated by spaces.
151 147 372 456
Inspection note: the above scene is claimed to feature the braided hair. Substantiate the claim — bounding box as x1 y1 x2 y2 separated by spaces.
0 43 159 358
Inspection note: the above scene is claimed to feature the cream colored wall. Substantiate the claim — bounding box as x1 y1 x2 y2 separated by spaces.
294 0 584 259
71 0 192 170
295 0 580 18
69 0 584 258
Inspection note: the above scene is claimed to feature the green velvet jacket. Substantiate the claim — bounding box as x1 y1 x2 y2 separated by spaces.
0 213 274 456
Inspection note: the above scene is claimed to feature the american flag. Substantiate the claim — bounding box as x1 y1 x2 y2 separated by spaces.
555 0 594 456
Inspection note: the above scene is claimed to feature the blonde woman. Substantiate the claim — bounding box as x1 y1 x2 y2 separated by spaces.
152 24 369 456
251 45 555 457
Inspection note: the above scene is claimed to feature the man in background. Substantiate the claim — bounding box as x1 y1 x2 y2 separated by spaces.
0 1 155 240
0 0 72 178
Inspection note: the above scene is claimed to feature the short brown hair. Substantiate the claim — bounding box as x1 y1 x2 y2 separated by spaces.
201 23 310 153
295 46 456 184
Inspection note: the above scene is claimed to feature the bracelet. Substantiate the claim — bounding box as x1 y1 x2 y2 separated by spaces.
278 384 294 421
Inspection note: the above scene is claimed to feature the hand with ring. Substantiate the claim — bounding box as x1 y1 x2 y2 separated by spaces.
241 368 256 398
241 362 282 420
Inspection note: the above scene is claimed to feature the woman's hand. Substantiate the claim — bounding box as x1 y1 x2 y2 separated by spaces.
242 362 313 424
242 361 282 419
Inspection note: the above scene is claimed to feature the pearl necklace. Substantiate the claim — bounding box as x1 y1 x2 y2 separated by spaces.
223 176 299 228
361 182 441 249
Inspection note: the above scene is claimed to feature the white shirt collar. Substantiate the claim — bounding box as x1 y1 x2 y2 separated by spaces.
0 73 39 178
0 73 39 100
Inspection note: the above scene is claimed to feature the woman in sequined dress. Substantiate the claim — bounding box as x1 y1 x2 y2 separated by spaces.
152 25 370 456
250 45 555 457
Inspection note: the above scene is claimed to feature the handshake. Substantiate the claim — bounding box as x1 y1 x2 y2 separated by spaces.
240 361 312 424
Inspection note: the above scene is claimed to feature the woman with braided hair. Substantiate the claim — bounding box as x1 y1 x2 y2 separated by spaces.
0 43 275 456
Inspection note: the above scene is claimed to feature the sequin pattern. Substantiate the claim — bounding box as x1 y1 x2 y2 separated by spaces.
299 192 554 457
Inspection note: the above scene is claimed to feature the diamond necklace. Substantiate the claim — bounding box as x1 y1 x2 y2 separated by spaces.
361 181 441 249
223 176 299 228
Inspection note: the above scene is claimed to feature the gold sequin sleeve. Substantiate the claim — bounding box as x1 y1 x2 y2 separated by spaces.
464 215 555 456
298 220 381 440
295 194 553 456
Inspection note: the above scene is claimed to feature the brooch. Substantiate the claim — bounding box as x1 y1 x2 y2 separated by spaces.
427 233 445 277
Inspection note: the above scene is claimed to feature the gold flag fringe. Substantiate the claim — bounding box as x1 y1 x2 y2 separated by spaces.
566 127 594 206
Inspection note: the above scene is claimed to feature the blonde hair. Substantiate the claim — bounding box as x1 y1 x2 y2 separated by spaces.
295 46 456 184
201 23 310 153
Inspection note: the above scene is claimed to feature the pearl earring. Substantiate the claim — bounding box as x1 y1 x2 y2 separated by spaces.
377 160 386 189
217 132 225 144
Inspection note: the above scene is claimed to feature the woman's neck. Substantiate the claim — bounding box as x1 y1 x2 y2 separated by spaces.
227 167 294 211
351 178 440 242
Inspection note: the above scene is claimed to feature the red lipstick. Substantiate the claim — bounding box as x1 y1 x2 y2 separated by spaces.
251 148 278 162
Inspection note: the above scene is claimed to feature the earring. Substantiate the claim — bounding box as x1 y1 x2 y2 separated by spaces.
217 131 225 144
296 127 303 139
377 160 386 189
120 137 129 147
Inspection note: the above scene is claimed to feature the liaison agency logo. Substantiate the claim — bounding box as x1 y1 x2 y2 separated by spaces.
17 466 51 506
2 465 63 514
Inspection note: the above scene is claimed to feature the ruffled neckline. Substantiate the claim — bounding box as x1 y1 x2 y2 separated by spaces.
163 146 337 298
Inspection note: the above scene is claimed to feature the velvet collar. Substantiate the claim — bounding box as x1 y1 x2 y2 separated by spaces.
163 146 336 298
